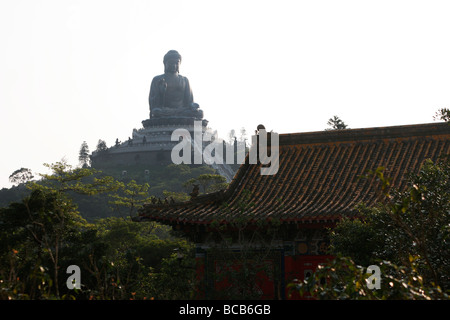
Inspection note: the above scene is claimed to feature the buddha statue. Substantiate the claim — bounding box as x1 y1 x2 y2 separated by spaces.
148 50 203 120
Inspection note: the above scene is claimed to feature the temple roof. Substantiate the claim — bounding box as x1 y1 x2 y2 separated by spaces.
134 122 450 225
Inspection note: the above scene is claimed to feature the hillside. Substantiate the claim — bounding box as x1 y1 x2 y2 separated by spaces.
0 163 235 221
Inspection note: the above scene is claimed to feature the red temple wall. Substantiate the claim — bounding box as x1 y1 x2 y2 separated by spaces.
194 253 334 300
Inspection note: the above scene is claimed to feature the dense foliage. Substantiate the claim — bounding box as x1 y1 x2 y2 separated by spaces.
0 161 226 300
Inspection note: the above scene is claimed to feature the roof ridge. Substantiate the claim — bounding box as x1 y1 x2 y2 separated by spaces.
279 122 450 146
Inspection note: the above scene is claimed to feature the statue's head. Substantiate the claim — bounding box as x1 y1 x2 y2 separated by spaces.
163 50 182 74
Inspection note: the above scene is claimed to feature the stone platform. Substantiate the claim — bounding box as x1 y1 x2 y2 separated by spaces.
90 117 210 167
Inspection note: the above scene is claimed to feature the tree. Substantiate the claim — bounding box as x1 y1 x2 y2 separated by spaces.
79 141 91 168
25 161 117 296
147 245 197 299
0 188 79 299
355 158 449 290
78 217 194 300
95 139 108 153
9 168 34 186
36 160 116 195
24 189 84 297
109 180 154 218
326 116 348 130
433 107 450 123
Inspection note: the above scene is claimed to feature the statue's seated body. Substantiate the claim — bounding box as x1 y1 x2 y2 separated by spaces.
149 50 204 120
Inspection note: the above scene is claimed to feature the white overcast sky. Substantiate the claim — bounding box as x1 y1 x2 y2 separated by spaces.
1 0 449 189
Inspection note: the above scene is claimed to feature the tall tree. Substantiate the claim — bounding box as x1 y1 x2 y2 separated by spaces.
78 141 91 168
